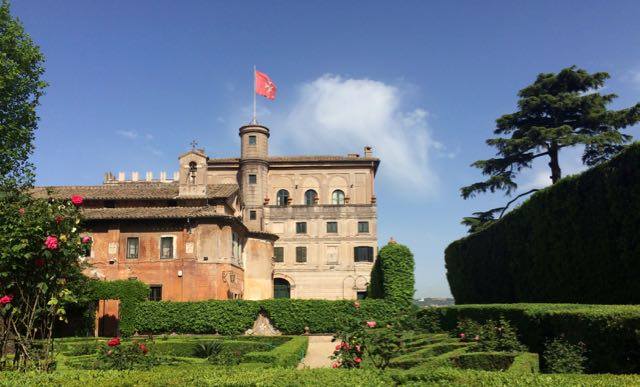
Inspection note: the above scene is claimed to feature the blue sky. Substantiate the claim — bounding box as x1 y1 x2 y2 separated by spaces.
12 1 640 297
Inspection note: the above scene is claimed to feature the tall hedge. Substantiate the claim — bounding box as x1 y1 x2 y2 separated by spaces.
417 304 640 374
131 299 399 335
446 143 640 304
368 241 415 307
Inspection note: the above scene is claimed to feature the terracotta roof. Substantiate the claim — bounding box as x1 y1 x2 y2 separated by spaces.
207 156 379 164
31 183 238 200
82 206 233 220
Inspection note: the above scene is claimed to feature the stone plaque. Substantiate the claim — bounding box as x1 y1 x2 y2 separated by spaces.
108 242 118 255
185 242 194 254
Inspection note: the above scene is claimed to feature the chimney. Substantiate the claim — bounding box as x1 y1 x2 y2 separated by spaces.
131 171 139 182
146 171 153 181
364 146 373 158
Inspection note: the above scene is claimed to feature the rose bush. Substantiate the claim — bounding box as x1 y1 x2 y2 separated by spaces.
0 192 89 370
95 338 156 370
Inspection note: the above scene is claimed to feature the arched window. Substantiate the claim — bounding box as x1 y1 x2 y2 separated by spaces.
188 161 197 184
276 189 289 206
274 278 291 299
304 189 318 205
332 190 345 205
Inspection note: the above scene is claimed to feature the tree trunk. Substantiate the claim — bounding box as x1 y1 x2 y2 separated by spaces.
548 142 562 184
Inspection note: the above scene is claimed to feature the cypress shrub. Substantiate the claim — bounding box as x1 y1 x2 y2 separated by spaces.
368 241 415 307
446 143 640 304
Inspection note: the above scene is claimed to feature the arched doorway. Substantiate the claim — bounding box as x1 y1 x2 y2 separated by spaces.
273 278 291 299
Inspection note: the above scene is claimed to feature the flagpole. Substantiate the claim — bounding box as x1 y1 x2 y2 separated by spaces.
252 65 257 124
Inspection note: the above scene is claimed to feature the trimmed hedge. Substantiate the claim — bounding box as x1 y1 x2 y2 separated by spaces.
418 304 640 373
242 336 308 368
446 143 640 304
132 299 399 335
368 242 415 307
450 352 516 371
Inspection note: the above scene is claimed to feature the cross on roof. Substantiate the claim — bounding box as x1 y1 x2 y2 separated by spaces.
190 140 198 150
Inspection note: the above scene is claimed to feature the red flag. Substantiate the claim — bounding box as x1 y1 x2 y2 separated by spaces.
255 70 277 100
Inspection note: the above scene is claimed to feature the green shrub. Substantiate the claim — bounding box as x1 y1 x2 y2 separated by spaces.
150 339 273 358
445 143 640 305
131 299 398 335
472 318 526 353
451 352 516 371
417 304 640 373
542 337 586 374
84 279 149 336
192 341 222 359
508 352 540 373
242 336 308 368
368 242 415 307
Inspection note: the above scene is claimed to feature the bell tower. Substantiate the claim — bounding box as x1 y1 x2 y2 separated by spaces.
238 124 269 231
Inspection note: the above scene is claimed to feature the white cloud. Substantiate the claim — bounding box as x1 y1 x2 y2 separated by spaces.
116 130 138 139
272 75 442 193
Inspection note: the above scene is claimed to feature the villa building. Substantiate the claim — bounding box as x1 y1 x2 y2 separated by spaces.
33 123 379 301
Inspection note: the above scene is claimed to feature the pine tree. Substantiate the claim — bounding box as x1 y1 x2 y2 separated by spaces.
461 66 640 232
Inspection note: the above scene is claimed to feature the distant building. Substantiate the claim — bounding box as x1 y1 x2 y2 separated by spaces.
34 123 379 301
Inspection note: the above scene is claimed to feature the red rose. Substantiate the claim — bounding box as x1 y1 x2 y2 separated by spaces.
332 362 339 368
335 344 341 350
71 195 84 206
354 357 362 364
55 215 64 224
44 235 58 250
107 337 120 347
0 295 13 305
139 343 148 354
35 258 45 268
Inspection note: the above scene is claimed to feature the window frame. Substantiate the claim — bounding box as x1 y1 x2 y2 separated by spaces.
357 221 370 233
295 246 307 263
276 189 289 206
326 221 338 233
354 246 374 263
248 135 257 145
296 222 307 234
249 210 257 220
149 285 162 301
304 189 318 205
159 236 175 259
273 246 284 263
248 174 257 184
332 189 345 205
126 237 139 259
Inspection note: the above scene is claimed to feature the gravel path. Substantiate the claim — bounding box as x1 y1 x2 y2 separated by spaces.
297 335 335 369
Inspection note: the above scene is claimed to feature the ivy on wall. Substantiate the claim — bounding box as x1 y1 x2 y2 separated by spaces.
368 241 415 307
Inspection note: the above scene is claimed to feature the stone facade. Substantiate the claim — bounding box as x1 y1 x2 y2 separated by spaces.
34 123 379 301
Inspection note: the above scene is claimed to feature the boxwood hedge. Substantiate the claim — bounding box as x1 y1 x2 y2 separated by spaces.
418 303 640 374
132 299 399 335
445 143 640 304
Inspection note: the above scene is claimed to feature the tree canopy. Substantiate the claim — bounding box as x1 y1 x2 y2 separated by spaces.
0 0 47 191
461 66 640 232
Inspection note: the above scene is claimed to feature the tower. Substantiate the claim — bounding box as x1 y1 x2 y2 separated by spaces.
238 124 269 231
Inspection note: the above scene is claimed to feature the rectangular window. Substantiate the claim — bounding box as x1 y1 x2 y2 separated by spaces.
357 221 370 233
354 246 374 262
296 246 307 263
249 210 257 220
248 135 257 145
357 291 367 300
296 222 307 234
160 237 174 259
274 247 284 263
248 174 257 184
149 285 162 301
126 237 139 259
326 221 338 233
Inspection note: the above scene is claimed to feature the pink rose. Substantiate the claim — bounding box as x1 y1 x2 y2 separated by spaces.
18 208 25 215
366 321 377 328
332 362 339 368
82 236 92 244
335 344 341 350
71 195 84 206
354 357 362 364
355 345 362 353
44 235 59 250
0 295 13 305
